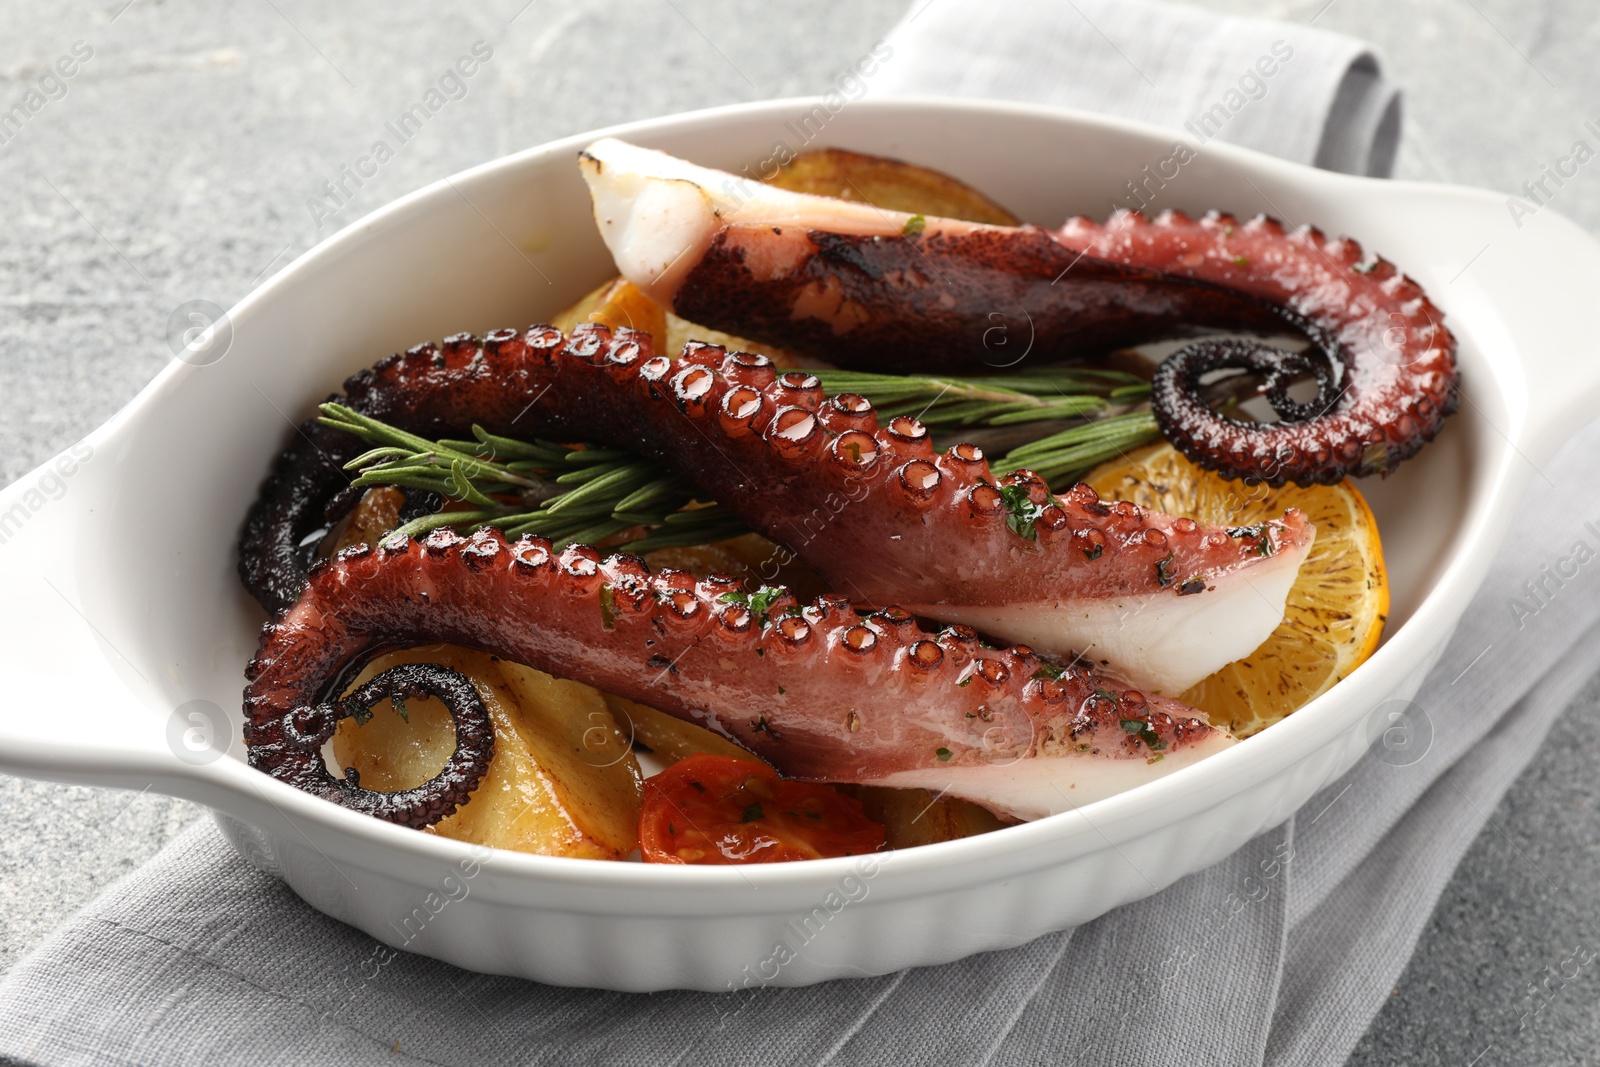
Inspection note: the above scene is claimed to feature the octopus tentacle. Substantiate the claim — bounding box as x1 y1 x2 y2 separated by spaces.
239 324 1313 693
1060 210 1459 486
578 138 1459 486
244 528 1233 821
247 660 495 829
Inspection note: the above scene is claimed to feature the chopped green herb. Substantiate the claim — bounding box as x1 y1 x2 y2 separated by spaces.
902 214 926 238
1082 542 1103 561
935 747 953 762
989 480 1050 542
741 802 765 823
1352 258 1377 274
956 675 972 688
778 685 786 695
751 716 771 734
598 583 617 630
1230 254 1250 267
1226 522 1277 556
1094 687 1122 708
1032 663 1067 681
1155 550 1176 587
1121 718 1167 751
719 585 789 620
391 694 409 723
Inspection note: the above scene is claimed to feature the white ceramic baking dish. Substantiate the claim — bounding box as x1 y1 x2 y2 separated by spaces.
2 98 1597 992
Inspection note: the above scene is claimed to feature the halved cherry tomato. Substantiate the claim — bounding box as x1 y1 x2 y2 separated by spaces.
639 754 886 864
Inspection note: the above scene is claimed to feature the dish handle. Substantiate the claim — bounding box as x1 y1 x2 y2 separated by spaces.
0 463 216 798
1466 203 1600 467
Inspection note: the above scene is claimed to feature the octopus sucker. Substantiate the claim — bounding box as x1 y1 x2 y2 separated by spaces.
238 324 1312 693
578 138 1459 486
245 528 1234 822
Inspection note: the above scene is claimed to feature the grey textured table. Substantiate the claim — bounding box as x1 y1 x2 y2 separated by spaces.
0 1 1595 1063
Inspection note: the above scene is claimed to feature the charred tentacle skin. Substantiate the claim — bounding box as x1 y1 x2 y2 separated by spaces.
246 661 494 829
673 214 1459 487
243 528 1232 820
669 226 1291 373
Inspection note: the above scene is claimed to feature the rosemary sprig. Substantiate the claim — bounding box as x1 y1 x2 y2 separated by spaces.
319 363 1162 551
993 411 1162 484
317 402 734 546
810 367 1148 430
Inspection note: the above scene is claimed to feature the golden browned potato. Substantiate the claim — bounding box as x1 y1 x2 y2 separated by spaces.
838 785 1012 849
602 693 762 766
548 275 668 341
325 486 407 557
766 148 1021 226
333 645 643 859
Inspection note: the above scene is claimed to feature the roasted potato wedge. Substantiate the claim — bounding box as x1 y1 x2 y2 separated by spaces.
333 645 643 859
548 275 668 340
766 147 1021 226
602 693 761 766
323 485 407 558
838 785 1012 849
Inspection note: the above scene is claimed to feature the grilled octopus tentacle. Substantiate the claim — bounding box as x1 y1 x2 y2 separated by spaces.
239 325 1313 694
245 528 1233 823
579 137 1459 486
249 661 494 829
1060 211 1458 486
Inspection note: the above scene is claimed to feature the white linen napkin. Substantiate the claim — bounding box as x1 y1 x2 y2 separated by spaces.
4 3 1558 1065
868 0 1401 175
